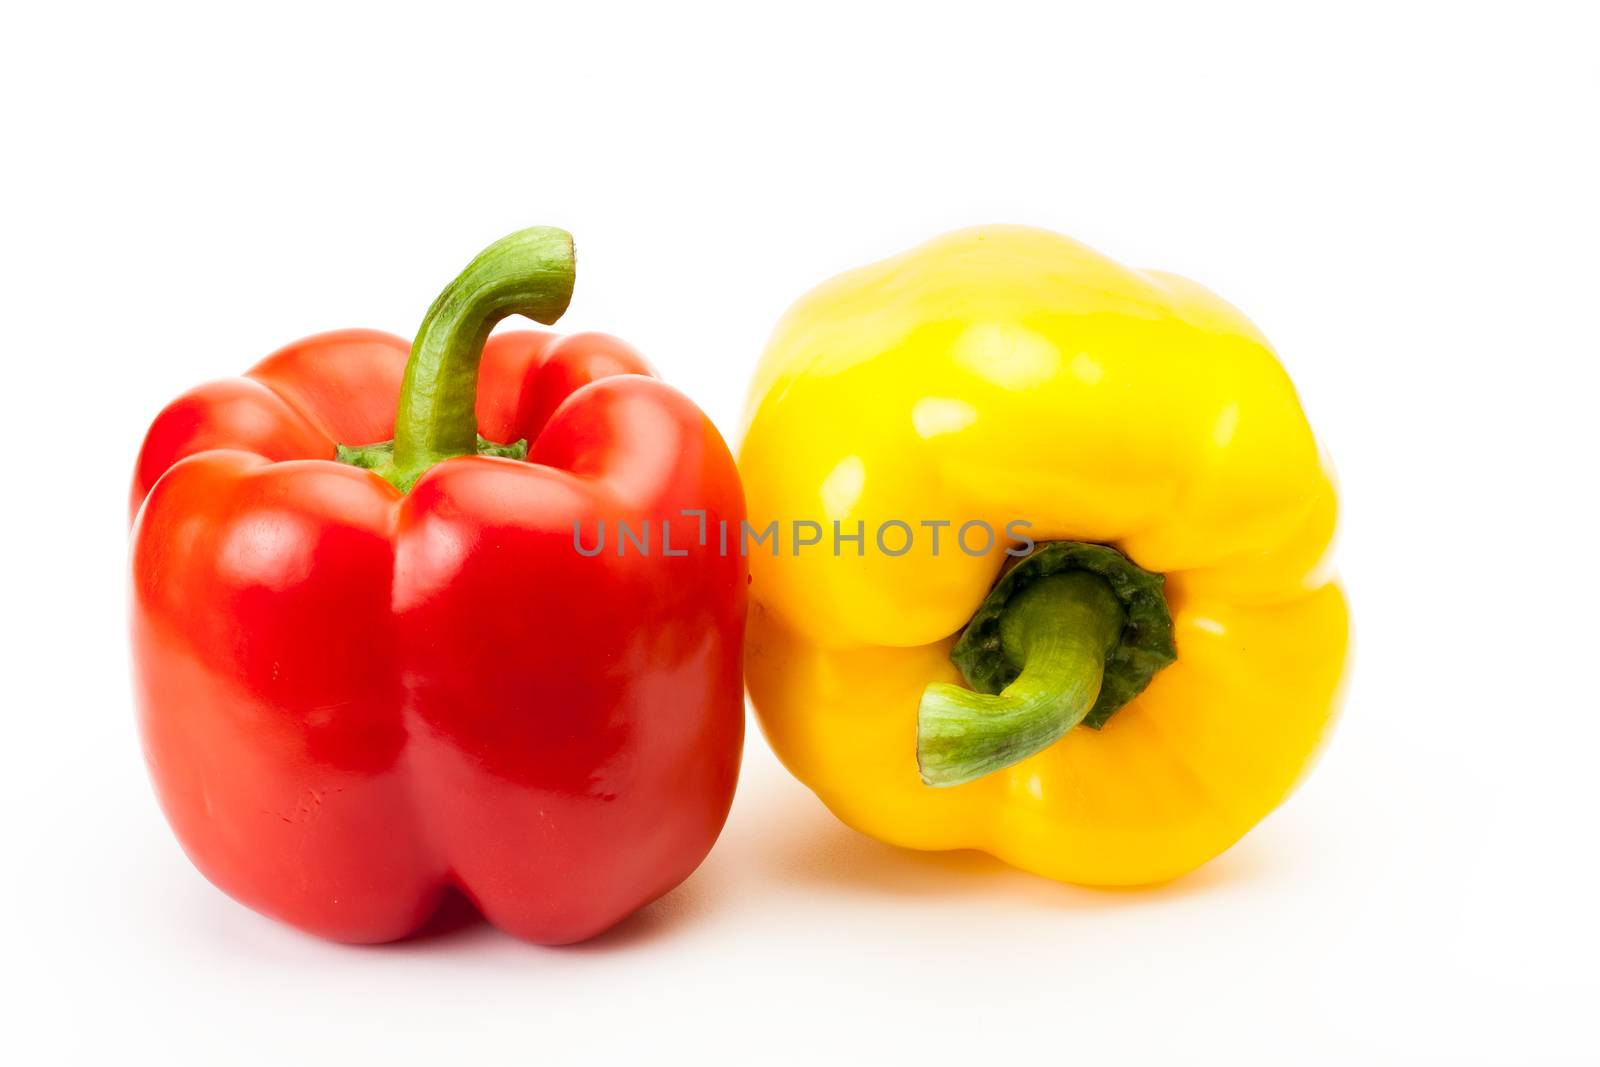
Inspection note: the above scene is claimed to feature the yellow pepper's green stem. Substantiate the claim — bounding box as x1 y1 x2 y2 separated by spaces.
918 571 1125 788
340 227 576 492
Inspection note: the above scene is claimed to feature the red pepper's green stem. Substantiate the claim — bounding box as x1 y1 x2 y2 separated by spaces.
917 571 1125 788
353 227 575 492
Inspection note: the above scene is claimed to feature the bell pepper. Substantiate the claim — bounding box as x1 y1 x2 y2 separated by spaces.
130 228 746 944
740 225 1347 886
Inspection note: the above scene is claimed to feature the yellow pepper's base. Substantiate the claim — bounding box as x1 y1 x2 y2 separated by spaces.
747 578 1348 886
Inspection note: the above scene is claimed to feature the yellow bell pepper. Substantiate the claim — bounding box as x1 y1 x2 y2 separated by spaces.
739 225 1348 886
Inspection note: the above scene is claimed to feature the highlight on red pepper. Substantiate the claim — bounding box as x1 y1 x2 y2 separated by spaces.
129 228 747 945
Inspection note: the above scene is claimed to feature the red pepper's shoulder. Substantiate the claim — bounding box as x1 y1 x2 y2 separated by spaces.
131 331 408 525
246 330 410 447
528 371 742 514
130 376 325 525
493 331 656 446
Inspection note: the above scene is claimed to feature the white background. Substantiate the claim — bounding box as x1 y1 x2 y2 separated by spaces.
4 2 1597 1063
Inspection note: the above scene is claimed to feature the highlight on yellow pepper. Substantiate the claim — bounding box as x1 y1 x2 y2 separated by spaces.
739 225 1348 886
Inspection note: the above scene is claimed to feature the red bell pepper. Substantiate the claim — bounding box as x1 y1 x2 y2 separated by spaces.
129 228 746 944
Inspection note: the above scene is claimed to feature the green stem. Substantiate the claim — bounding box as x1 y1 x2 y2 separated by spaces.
342 227 576 492
917 571 1125 788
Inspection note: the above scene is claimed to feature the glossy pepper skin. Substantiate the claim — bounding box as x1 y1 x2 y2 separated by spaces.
130 229 745 943
740 226 1347 886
